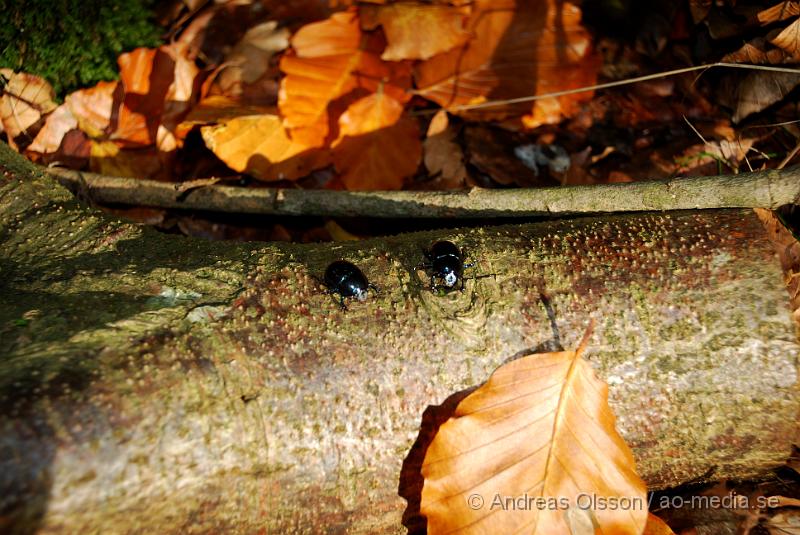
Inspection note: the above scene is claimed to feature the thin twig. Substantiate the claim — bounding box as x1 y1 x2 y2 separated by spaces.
48 166 800 219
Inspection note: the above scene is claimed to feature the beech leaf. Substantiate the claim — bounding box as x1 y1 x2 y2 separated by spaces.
360 3 472 61
420 327 647 534
415 0 598 126
201 114 331 181
278 8 412 146
332 92 421 190
0 69 57 148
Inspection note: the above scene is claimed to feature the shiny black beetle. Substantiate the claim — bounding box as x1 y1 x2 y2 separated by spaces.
322 260 378 310
418 240 475 292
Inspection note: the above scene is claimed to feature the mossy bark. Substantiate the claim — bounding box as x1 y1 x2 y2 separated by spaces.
0 142 797 534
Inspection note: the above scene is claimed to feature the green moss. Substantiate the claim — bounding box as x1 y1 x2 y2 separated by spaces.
0 0 162 96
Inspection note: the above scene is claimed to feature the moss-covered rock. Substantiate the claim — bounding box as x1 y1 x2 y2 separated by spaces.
0 0 161 96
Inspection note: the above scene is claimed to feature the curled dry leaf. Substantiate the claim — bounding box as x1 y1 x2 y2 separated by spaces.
158 42 202 153
112 44 201 148
722 37 794 65
279 8 412 146
0 69 57 149
201 114 331 181
360 3 471 61
213 21 290 96
771 17 800 60
332 92 421 190
415 0 598 126
420 328 647 534
758 2 800 24
65 81 122 139
26 104 78 157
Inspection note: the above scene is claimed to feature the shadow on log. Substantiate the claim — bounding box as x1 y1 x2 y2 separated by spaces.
0 142 798 533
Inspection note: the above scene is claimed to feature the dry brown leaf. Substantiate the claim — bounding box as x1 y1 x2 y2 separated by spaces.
201 114 331 181
415 0 598 126
26 104 78 157
722 38 793 65
0 69 57 149
332 92 421 190
279 8 412 146
759 3 800 24
689 0 712 23
360 3 471 61
65 81 122 139
158 42 202 153
420 327 647 534
771 17 800 59
729 71 800 122
422 110 468 189
213 21 290 96
175 95 273 140
767 511 800 535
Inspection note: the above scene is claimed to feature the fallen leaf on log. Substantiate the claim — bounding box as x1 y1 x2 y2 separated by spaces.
420 325 647 534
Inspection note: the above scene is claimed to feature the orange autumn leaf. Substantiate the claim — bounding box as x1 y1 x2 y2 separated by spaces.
200 114 331 181
26 104 78 157
360 3 472 61
158 42 202 153
112 44 201 147
643 513 676 535
415 0 598 126
291 9 362 57
0 69 57 149
420 326 647 534
278 8 412 146
66 81 121 139
175 95 273 141
332 92 420 190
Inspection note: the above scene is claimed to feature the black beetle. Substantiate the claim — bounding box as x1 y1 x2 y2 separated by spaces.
418 241 475 292
322 260 378 310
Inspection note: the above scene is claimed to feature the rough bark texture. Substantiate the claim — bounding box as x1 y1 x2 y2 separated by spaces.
0 142 798 534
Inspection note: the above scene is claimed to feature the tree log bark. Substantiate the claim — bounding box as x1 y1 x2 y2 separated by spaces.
0 142 798 534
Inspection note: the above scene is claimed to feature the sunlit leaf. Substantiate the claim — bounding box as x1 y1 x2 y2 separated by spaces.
112 44 201 148
175 95 273 141
360 3 471 61
758 3 800 24
65 81 121 139
26 104 77 157
291 9 362 58
415 0 598 126
771 17 800 60
0 69 57 149
158 42 202 153
331 92 421 190
201 114 331 181
278 8 412 146
420 328 647 534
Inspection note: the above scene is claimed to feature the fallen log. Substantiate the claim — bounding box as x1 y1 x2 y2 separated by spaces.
0 142 797 534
